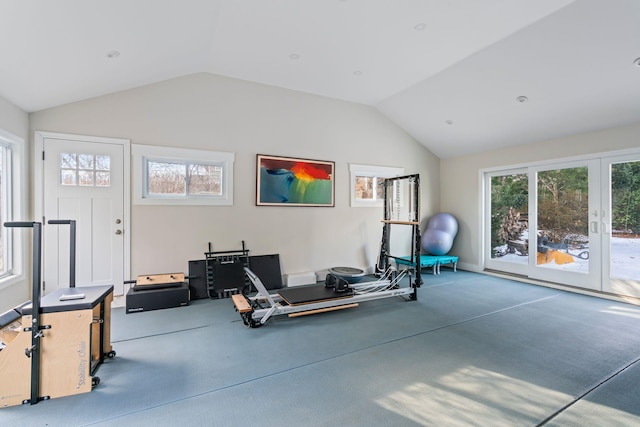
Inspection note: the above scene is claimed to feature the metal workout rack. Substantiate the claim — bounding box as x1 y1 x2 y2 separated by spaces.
375 174 422 298
204 241 251 299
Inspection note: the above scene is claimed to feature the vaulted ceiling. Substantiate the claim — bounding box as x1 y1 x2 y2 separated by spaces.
1 0 639 158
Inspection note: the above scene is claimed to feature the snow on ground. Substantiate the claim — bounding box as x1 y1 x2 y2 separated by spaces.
494 237 639 280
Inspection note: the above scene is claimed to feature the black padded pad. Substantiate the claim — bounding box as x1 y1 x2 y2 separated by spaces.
249 254 283 290
211 260 246 292
278 284 353 306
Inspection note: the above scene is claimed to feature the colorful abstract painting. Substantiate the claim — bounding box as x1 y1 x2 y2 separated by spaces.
257 155 335 206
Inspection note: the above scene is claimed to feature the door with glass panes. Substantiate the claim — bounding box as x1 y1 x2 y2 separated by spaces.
42 135 126 296
485 153 640 297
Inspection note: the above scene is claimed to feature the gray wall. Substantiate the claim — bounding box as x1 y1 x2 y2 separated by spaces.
0 94 30 310
441 122 640 271
29 73 440 284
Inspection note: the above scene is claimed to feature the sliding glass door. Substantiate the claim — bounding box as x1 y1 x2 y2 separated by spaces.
602 155 640 297
529 160 601 290
484 151 640 297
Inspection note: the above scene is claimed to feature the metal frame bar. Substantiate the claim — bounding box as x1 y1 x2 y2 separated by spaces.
375 174 421 297
4 221 44 405
47 220 76 287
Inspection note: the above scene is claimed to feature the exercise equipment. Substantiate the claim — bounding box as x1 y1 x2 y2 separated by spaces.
189 253 283 300
0 220 114 408
324 273 352 293
125 273 189 314
328 266 365 283
232 174 422 327
233 267 411 327
376 174 422 294
126 272 186 291
421 212 458 256
204 241 251 298
396 255 459 274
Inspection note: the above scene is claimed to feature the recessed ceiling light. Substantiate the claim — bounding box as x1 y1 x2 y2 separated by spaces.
353 70 362 76
633 57 640 67
414 23 426 31
289 53 300 60
106 50 120 59
516 96 528 103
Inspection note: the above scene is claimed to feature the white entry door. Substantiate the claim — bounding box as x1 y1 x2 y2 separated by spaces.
38 132 129 296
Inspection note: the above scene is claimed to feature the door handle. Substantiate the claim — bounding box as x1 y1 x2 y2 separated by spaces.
590 221 598 233
115 229 122 235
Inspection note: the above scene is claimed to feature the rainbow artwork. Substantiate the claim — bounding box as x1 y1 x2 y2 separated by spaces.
257 155 335 206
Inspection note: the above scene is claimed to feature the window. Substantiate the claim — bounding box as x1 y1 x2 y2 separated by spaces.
60 152 111 187
0 128 24 284
132 144 234 205
349 164 404 207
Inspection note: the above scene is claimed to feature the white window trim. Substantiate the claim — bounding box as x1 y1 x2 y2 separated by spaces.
349 164 404 207
0 128 25 290
132 144 234 206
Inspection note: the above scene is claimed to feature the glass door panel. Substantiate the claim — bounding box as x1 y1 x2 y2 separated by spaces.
530 161 600 290
484 170 529 275
603 157 640 297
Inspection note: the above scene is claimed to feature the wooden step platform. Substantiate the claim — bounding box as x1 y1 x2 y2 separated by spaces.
231 294 252 313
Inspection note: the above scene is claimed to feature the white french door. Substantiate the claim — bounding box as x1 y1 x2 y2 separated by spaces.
36 132 130 296
528 160 601 290
484 150 640 297
602 155 640 297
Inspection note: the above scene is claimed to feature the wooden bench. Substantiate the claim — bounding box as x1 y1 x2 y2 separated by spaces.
231 294 252 313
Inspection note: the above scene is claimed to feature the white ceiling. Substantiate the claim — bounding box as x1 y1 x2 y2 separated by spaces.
1 0 639 158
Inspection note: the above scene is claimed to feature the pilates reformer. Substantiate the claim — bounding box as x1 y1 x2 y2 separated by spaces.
232 173 423 328
232 267 414 328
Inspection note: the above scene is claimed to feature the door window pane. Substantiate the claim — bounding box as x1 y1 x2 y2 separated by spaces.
78 154 94 169
95 155 110 171
536 167 589 272
61 169 76 185
78 170 94 186
611 160 640 280
490 173 529 262
96 171 111 187
60 152 77 169
60 152 111 187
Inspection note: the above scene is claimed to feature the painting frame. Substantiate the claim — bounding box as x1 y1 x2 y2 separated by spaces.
256 154 335 207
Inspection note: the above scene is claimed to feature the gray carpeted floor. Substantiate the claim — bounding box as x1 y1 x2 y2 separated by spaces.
2 270 640 426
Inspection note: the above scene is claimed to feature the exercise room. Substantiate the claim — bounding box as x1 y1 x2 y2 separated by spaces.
1 1 640 425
